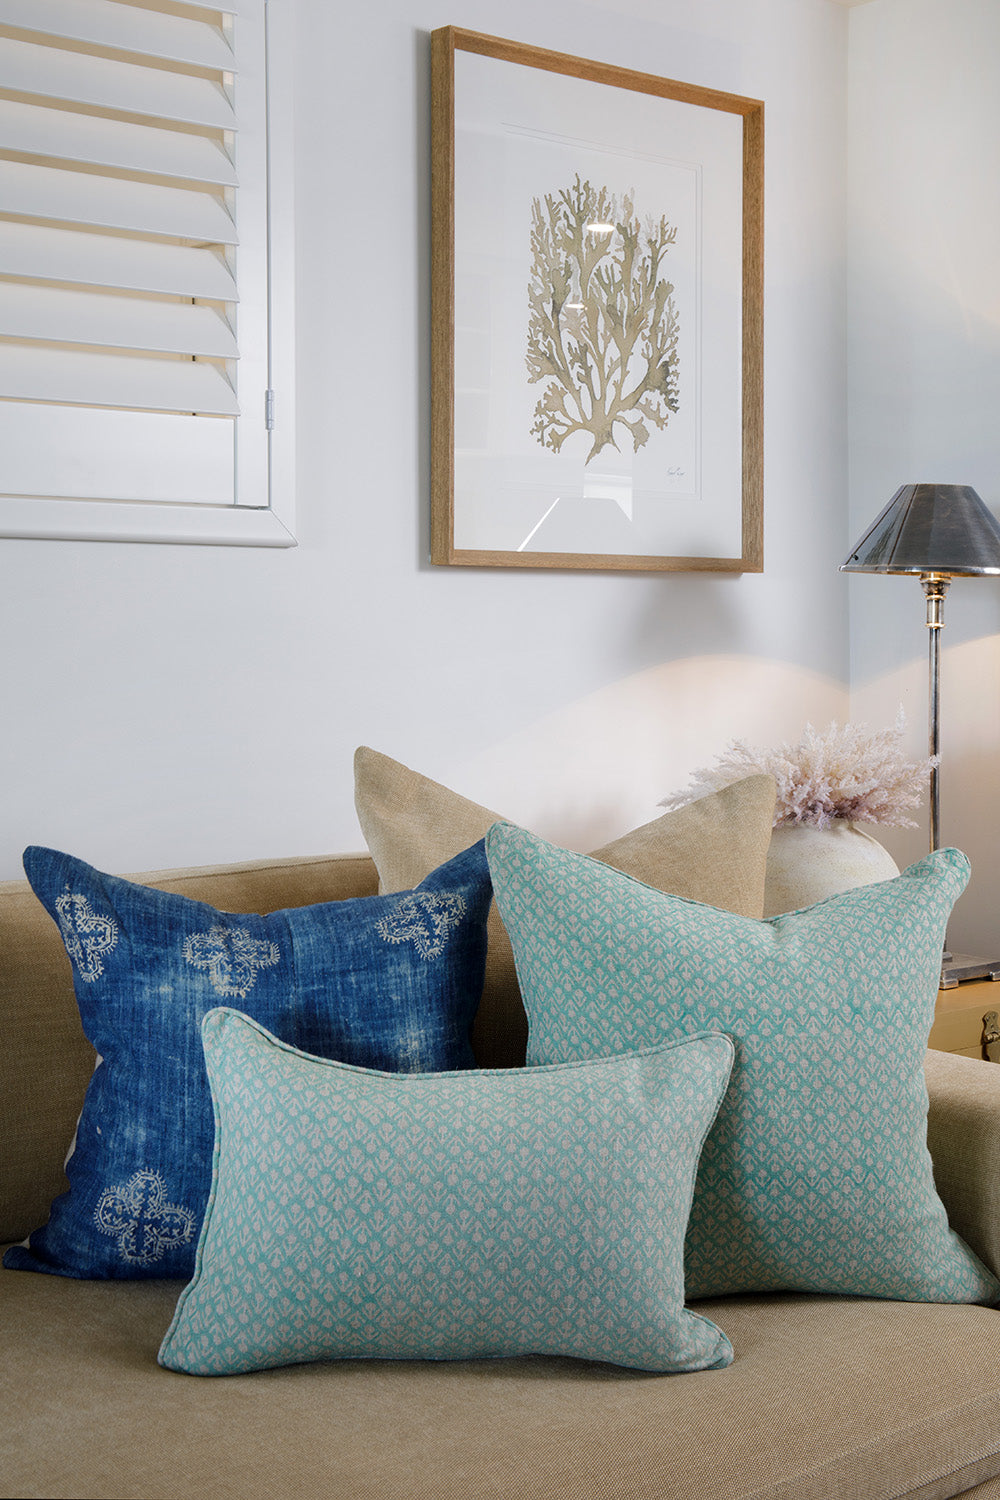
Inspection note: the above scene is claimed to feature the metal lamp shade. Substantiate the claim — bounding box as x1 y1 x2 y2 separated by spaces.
842 484 1000 577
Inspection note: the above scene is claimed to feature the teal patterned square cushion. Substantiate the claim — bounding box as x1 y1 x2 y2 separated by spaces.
486 823 1000 1306
159 1009 736 1375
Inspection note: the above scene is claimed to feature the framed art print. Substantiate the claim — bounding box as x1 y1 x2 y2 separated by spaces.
430 28 763 572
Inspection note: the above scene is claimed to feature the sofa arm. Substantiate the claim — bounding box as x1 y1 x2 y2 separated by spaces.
925 1048 1000 1281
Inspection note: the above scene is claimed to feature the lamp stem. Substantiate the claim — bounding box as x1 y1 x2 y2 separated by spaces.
923 573 950 855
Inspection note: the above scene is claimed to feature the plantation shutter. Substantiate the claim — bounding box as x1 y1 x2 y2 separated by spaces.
0 0 291 545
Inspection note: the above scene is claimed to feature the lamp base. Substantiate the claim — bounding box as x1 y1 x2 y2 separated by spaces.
940 953 1000 989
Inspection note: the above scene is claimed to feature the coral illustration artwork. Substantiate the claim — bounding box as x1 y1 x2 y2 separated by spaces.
526 175 680 463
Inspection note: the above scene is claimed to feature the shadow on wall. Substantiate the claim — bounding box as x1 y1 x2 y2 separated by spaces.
851 635 1000 958
453 655 849 852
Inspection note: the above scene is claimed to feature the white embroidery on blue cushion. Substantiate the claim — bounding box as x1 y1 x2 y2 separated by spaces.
94 1169 195 1266
182 926 280 997
376 891 467 960
54 890 119 982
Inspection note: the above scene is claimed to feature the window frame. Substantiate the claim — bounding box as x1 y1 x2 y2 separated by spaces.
0 0 296 549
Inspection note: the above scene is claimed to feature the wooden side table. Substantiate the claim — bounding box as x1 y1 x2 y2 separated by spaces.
929 978 1000 1058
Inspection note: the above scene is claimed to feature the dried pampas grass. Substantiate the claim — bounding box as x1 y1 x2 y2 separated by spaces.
661 716 935 830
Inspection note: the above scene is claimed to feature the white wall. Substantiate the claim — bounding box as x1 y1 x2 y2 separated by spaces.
847 0 1000 954
0 0 851 881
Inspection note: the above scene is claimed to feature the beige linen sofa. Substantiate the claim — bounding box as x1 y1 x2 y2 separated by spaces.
4 848 1000 1500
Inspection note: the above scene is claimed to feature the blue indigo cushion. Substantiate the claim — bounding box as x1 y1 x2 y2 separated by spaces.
159 1008 736 1375
5 841 493 1281
486 823 1000 1306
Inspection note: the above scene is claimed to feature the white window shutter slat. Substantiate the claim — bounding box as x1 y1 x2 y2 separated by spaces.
0 99 238 187
0 344 238 415
1 38 236 131
0 0 288 545
0 158 238 242
0 221 238 300
0 0 237 72
0 284 238 359
142 0 237 14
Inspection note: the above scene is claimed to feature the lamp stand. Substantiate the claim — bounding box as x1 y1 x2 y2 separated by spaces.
924 573 946 854
923 574 1000 988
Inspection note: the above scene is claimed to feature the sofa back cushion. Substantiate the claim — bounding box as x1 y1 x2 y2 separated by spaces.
355 746 777 1068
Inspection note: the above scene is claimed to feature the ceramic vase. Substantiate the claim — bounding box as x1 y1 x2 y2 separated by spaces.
763 822 900 917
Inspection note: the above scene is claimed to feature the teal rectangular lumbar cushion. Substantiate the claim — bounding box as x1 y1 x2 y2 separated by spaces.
159 1009 736 1376
486 823 1000 1306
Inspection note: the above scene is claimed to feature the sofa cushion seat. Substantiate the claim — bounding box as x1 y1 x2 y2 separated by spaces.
3 1256 999 1500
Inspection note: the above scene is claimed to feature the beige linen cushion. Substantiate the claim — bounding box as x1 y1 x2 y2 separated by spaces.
354 747 776 1067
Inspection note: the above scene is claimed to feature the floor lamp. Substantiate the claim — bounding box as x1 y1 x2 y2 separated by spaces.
841 483 1000 987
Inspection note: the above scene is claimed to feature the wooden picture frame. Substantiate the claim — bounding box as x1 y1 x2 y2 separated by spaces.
430 27 763 572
